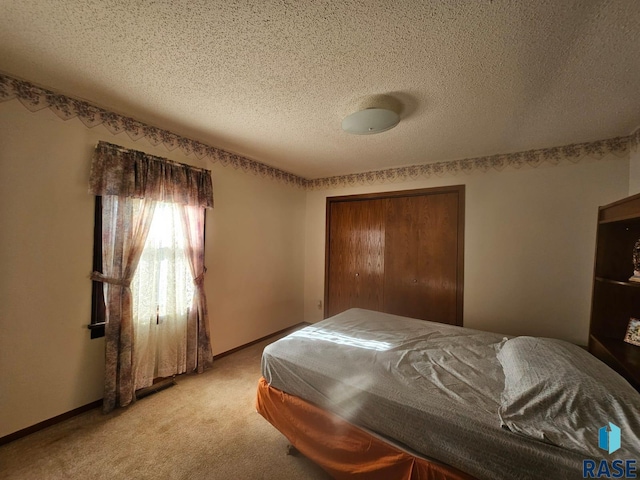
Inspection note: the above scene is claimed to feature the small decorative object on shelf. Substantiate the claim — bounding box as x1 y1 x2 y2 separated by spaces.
630 239 640 283
624 318 640 347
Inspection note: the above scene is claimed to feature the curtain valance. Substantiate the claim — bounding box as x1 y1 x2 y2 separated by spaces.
89 141 214 208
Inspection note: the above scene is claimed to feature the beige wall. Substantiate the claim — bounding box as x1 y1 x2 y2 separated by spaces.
0 95 632 439
0 101 306 438
304 156 629 345
629 135 640 195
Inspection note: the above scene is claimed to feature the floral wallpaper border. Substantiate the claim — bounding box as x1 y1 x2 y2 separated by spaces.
0 72 635 191
632 126 640 153
306 135 631 190
0 73 307 188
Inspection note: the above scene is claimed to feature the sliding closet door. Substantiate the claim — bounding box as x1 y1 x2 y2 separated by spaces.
325 186 464 325
383 192 460 324
325 199 386 317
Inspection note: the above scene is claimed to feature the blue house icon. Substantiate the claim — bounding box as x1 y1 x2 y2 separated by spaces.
598 423 621 454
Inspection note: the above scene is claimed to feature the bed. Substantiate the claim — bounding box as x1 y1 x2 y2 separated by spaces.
256 308 640 479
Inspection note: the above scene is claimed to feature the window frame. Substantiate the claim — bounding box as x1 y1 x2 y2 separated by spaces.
89 196 106 338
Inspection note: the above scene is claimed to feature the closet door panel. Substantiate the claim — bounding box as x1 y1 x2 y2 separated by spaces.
326 200 385 317
383 193 459 323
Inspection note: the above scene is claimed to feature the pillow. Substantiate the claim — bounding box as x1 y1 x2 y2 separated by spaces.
497 336 640 458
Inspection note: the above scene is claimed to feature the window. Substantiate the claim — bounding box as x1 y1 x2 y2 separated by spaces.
132 201 195 330
89 141 213 411
91 197 202 381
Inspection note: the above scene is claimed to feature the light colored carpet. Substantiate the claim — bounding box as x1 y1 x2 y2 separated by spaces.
0 332 332 480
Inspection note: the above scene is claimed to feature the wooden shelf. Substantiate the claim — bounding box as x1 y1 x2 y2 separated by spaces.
590 335 640 389
598 192 640 223
590 193 640 392
595 277 640 288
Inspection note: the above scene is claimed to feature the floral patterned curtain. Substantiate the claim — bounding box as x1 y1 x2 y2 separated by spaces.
89 141 214 413
180 204 214 373
90 141 214 208
92 197 156 411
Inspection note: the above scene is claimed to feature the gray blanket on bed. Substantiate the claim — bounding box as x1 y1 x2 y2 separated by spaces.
261 308 586 480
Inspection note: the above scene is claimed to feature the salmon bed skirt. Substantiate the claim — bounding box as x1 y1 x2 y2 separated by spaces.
256 377 476 480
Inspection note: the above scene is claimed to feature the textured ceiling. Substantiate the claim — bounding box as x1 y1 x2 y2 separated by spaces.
1 0 639 179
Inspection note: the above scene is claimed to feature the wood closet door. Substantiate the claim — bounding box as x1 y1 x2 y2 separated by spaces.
325 186 464 324
383 193 460 324
326 199 386 317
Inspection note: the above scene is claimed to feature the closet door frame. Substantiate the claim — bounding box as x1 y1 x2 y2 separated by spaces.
324 185 465 324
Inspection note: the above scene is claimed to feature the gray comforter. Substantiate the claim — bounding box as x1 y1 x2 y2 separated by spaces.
261 308 586 480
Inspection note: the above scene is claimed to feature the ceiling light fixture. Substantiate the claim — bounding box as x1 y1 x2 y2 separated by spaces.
342 107 400 135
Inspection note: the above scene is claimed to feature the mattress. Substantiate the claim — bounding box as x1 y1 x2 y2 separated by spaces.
261 308 585 480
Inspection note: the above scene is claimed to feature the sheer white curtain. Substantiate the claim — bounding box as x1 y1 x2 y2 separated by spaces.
131 201 195 390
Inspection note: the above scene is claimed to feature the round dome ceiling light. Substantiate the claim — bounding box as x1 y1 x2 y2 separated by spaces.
341 108 400 135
